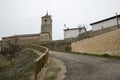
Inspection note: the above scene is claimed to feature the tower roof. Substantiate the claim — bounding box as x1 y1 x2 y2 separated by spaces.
46 11 48 16
42 12 51 18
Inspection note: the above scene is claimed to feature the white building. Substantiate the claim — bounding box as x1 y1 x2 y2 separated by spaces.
91 14 120 31
64 27 86 39
64 14 120 39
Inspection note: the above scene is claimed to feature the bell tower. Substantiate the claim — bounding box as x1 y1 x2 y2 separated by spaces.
41 12 52 40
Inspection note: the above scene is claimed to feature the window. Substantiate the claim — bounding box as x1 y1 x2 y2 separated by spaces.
44 19 47 22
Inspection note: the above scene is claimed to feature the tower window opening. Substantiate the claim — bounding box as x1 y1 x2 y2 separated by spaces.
44 19 47 22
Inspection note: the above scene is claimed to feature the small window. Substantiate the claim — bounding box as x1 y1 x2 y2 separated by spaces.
44 19 47 22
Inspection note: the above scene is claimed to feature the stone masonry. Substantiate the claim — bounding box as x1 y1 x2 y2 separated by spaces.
71 29 120 56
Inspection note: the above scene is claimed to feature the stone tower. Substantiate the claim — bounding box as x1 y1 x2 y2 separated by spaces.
41 12 52 40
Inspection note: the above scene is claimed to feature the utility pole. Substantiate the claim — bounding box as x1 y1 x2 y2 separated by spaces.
116 12 120 28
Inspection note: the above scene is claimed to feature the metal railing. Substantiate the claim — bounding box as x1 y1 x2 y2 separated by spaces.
25 44 49 80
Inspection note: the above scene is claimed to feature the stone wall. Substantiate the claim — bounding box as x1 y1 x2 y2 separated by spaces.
37 40 71 52
2 33 50 45
39 33 50 41
71 29 120 56
75 26 119 41
17 33 50 44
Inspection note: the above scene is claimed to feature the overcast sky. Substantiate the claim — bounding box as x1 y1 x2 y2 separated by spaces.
0 0 120 40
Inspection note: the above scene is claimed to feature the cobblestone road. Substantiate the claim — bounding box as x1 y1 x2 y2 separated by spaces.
50 51 120 80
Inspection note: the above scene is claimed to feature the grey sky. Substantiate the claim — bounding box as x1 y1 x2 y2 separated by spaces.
0 0 120 40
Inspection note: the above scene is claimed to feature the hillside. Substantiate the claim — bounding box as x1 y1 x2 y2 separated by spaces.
71 29 120 56
0 49 37 80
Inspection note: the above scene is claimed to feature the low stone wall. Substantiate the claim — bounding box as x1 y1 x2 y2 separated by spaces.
36 40 71 52
71 29 120 56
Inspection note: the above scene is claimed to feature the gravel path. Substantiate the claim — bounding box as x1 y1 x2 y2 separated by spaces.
50 51 120 80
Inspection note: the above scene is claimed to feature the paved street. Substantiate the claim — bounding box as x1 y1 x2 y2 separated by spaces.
50 51 120 80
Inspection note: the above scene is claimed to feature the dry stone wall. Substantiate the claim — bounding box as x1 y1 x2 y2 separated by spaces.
71 29 120 56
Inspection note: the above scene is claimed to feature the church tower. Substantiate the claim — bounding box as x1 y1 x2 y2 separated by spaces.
41 12 52 40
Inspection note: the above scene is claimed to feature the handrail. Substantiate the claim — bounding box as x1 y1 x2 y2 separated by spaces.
25 44 49 80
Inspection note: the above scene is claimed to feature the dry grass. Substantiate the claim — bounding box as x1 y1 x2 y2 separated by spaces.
44 58 61 80
0 49 38 80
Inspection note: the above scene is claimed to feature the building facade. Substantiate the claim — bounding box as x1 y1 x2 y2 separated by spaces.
64 14 120 40
64 27 86 39
91 14 120 31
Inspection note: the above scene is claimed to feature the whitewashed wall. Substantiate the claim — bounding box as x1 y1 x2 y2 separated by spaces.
80 29 86 33
64 29 79 39
92 18 117 31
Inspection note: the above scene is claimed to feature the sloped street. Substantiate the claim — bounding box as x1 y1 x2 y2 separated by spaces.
50 51 120 80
